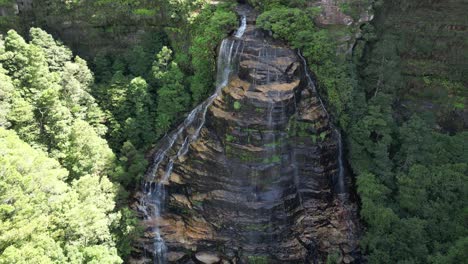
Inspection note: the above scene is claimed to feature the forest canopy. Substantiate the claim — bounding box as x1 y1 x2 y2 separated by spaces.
0 1 238 262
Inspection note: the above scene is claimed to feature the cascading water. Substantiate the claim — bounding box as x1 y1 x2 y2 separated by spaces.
297 51 347 196
235 15 247 38
336 130 346 194
297 50 359 252
139 15 247 263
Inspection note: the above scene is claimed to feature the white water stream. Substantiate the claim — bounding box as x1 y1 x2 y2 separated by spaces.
297 51 347 196
140 15 247 263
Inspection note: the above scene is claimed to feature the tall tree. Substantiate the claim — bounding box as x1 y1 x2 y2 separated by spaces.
153 46 190 136
0 128 122 264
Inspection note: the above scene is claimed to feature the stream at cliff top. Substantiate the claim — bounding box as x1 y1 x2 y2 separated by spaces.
139 13 247 263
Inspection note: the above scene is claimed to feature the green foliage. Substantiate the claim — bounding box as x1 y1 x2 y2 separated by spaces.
310 134 317 143
0 65 14 127
263 155 281 164
257 7 353 128
348 3 468 259
0 28 112 176
226 134 235 142
0 1 18 32
287 116 316 139
189 4 237 104
246 255 269 264
111 207 143 260
317 131 326 141
248 0 307 11
132 8 156 17
355 118 468 263
154 46 190 137
125 77 156 146
0 28 140 261
0 128 122 263
61 120 115 180
350 14 468 261
118 141 148 187
326 251 341 264
125 32 168 79
233 101 241 110
29 27 73 72
257 7 311 41
429 237 468 264
339 0 373 20
0 0 14 7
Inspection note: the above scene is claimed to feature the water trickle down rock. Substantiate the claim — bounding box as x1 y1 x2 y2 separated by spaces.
131 6 360 264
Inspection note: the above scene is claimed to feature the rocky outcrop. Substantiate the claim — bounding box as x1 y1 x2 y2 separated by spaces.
310 0 374 26
131 5 360 264
306 0 374 55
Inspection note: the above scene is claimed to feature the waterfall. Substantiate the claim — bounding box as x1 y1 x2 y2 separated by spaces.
336 129 346 194
297 51 347 196
235 15 247 38
297 52 359 256
139 15 247 263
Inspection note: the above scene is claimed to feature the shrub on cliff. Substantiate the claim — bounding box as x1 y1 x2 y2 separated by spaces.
189 3 237 104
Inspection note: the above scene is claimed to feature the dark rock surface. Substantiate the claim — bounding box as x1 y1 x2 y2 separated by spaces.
131 6 360 264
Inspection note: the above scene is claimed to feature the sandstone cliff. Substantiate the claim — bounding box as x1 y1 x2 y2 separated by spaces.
131 6 360 264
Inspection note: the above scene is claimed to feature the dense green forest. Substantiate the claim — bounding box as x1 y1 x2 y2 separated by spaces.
0 0 466 263
0 0 239 262
0 27 137 263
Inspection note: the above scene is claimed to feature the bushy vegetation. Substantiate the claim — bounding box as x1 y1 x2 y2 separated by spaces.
189 4 237 104
349 1 468 262
257 5 354 128
0 28 135 263
0 128 122 264
0 0 18 31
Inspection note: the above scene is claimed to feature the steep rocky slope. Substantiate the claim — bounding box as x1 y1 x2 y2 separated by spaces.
131 6 359 264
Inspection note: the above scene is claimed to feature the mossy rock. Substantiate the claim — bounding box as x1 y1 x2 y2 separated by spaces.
247 255 270 264
234 101 241 110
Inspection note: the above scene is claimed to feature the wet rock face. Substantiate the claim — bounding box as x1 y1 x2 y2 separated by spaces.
131 7 360 264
